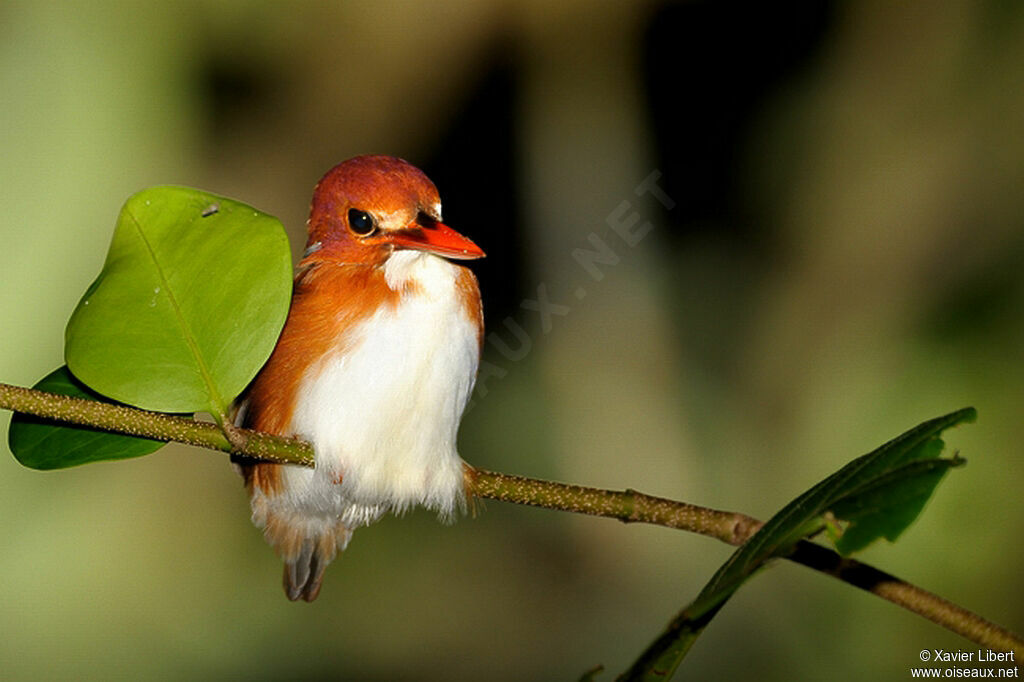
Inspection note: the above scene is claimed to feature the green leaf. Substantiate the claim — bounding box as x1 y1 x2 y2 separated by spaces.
701 408 974 605
620 408 975 680
828 455 963 554
8 366 165 469
64 187 292 416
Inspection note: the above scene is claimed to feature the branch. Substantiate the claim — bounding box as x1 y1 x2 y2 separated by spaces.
0 381 313 465
469 470 1024 659
1 381 1021 659
468 469 761 545
787 542 1023 657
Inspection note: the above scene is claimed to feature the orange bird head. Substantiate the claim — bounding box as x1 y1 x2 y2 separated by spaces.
303 155 485 266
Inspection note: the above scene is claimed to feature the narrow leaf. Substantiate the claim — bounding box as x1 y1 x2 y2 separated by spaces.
65 186 292 416
620 408 975 680
705 407 975 596
8 366 165 469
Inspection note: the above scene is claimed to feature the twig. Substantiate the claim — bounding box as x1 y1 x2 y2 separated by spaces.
468 468 1023 659
1 381 1020 659
467 469 762 545
788 541 1023 658
0 381 313 464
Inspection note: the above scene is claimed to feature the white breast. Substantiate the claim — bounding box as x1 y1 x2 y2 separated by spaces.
284 251 479 528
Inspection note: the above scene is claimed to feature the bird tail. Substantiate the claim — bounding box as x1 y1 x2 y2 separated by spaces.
256 507 353 602
237 461 354 602
282 530 349 602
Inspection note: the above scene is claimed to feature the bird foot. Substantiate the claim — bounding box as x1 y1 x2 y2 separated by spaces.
221 421 249 453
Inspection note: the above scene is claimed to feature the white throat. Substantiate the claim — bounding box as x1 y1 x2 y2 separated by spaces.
384 249 452 294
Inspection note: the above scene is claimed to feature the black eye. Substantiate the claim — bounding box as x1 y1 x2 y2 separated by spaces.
348 209 375 236
416 211 438 229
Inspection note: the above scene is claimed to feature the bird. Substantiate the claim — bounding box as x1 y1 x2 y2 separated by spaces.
233 155 485 601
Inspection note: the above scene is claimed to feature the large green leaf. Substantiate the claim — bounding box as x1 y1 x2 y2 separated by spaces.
620 408 975 680
64 187 292 416
8 366 165 469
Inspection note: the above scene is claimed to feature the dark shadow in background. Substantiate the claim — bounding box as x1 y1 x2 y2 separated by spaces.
422 45 525 329
642 1 836 383
417 2 838 379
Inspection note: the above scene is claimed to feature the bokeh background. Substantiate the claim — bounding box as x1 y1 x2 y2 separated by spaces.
2 1 1023 680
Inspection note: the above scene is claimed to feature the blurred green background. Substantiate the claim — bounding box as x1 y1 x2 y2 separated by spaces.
2 1 1023 680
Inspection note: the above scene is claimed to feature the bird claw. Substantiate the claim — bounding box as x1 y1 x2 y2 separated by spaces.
221 421 249 453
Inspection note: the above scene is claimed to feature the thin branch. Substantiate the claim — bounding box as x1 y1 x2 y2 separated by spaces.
1 381 1021 659
467 469 762 545
788 541 1024 657
0 381 313 465
469 469 1023 659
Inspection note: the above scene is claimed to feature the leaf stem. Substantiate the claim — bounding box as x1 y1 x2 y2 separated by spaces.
1 381 1020 659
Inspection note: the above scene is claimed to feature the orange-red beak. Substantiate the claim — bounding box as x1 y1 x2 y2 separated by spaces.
388 222 485 260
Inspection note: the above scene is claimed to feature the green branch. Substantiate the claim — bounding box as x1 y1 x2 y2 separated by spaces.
1 381 1020 660
468 469 762 545
0 381 312 464
469 471 1023 660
